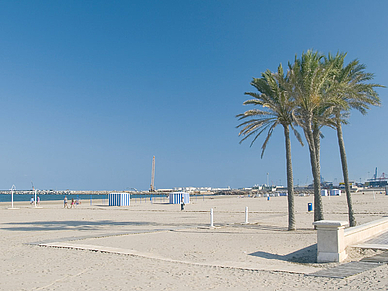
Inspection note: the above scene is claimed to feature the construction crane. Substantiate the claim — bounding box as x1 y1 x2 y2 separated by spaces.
150 156 155 192
379 173 388 181
367 167 387 181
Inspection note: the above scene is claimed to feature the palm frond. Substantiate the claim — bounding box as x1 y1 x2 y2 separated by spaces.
237 62 302 156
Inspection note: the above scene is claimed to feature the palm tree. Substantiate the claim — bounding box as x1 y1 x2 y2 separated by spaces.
237 64 303 230
324 52 383 227
288 50 340 222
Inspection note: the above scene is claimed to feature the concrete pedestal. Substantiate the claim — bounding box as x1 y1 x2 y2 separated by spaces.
313 220 349 263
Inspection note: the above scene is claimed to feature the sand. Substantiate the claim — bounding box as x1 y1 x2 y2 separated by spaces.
0 192 387 290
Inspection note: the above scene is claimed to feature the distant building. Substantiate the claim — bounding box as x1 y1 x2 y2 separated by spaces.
172 186 230 194
365 180 387 188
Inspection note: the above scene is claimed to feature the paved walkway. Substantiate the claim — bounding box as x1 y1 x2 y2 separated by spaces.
309 261 384 279
352 230 388 250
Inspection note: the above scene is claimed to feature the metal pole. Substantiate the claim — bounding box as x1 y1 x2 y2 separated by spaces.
210 208 214 227
34 189 37 207
245 206 249 224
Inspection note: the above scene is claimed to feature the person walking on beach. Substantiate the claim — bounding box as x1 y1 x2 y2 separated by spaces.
37 196 40 206
181 196 185 211
71 198 75 208
30 197 34 205
64 196 68 208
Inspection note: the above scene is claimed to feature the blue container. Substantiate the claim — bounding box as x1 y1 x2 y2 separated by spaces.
308 203 313 212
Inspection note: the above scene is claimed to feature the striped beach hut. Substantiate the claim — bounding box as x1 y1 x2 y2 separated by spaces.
109 192 131 206
169 192 190 204
330 189 341 196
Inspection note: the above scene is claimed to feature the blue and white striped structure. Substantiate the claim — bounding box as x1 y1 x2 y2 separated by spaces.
169 192 190 204
330 189 341 196
109 192 131 206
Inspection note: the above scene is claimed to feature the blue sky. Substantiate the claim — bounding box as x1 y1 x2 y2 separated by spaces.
0 1 386 190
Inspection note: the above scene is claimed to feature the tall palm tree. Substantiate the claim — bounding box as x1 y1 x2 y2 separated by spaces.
288 50 340 222
324 52 383 227
237 64 303 231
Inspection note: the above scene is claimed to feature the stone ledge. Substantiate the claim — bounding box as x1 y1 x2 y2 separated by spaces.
345 217 388 246
313 220 348 228
314 217 388 263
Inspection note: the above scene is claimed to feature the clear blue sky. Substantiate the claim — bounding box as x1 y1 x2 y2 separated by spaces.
0 1 386 190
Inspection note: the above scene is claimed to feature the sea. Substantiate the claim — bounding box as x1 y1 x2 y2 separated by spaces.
0 193 166 203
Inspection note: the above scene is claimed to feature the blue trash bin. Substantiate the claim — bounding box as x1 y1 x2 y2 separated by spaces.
308 203 313 212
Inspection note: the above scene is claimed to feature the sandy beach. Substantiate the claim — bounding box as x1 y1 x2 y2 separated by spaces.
1 192 387 290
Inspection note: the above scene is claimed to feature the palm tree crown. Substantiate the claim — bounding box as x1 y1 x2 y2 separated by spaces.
237 64 302 157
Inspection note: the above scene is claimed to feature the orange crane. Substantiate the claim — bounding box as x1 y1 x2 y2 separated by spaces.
150 156 155 192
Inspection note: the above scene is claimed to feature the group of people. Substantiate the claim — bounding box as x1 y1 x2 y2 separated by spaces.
63 196 80 208
28 196 82 208
30 196 40 205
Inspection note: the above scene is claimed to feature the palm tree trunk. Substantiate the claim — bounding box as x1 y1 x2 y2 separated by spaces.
313 127 322 221
313 124 321 184
336 118 356 227
284 125 296 230
304 117 324 222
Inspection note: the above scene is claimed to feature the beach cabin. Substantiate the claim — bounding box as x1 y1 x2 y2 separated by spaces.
321 189 328 196
169 192 190 204
109 192 131 206
330 189 341 196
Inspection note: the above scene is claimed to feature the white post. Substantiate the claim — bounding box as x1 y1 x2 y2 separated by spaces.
210 208 214 227
245 206 249 224
373 191 375 200
11 185 15 208
34 189 37 207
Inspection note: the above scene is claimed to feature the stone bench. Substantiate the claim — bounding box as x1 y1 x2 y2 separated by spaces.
313 217 388 263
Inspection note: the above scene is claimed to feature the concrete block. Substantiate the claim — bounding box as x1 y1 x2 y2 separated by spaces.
313 220 348 263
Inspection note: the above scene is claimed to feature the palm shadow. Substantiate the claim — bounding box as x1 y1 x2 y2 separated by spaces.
2 220 160 231
249 244 317 263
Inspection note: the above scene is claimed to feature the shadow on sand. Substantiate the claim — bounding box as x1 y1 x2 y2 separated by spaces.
1 220 163 232
249 244 317 263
